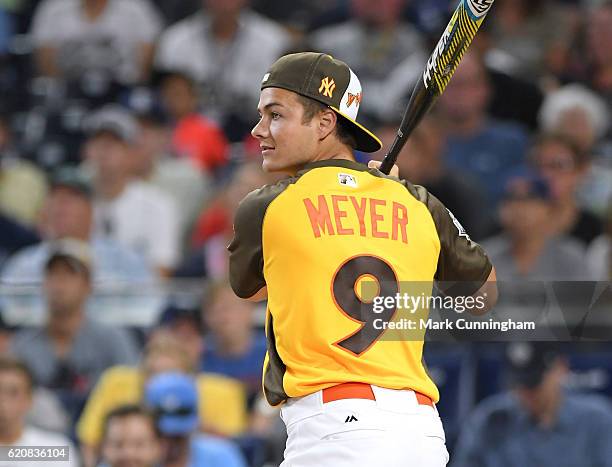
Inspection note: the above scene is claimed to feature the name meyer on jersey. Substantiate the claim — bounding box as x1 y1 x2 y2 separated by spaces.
303 195 409 243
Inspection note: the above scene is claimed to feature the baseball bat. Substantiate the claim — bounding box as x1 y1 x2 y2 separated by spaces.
379 0 496 175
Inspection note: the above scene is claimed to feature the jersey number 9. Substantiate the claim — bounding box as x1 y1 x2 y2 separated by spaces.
331 255 399 356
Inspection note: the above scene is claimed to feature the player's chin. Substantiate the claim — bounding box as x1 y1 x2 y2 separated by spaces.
261 153 288 173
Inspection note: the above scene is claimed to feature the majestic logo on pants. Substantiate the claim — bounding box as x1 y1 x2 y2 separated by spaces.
464 0 494 19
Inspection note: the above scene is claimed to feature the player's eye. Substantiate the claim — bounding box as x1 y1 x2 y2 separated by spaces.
271 112 281 120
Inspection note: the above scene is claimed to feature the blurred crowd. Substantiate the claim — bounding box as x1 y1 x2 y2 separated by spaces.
0 0 611 466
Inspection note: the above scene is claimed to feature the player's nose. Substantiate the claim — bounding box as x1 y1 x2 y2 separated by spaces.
251 117 269 140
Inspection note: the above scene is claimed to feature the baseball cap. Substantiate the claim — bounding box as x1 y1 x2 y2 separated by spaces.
50 166 93 199
145 372 199 436
45 239 93 277
84 105 138 143
261 52 382 153
505 342 560 389
502 168 551 201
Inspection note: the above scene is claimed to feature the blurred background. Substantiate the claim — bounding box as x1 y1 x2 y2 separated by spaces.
0 0 610 466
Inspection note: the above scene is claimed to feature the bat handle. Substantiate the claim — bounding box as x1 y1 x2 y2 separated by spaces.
378 133 408 175
378 82 437 175
379 146 400 175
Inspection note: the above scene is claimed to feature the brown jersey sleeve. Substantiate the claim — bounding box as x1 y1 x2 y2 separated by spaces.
404 182 493 296
228 179 295 298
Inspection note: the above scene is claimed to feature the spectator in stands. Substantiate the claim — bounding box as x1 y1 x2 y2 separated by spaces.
530 133 603 247
437 51 529 209
309 0 426 122
145 372 247 467
77 331 247 466
482 169 592 280
587 203 612 280
471 28 545 132
202 281 266 401
84 105 180 276
537 84 612 217
190 162 272 249
100 405 163 467
374 115 493 241
30 0 162 85
132 108 211 239
155 0 291 141
158 70 230 175
0 115 48 226
585 1 612 108
179 162 276 279
452 343 612 467
1 166 153 285
0 312 71 435
10 240 139 421
157 302 205 370
538 84 610 156
0 356 79 467
484 0 574 82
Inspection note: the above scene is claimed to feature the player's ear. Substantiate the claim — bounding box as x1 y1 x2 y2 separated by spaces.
317 108 337 142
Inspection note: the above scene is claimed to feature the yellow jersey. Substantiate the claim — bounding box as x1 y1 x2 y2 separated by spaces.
229 159 491 406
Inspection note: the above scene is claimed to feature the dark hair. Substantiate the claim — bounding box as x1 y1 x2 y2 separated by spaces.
159 71 197 95
530 132 589 167
102 404 161 441
0 356 34 393
296 95 357 149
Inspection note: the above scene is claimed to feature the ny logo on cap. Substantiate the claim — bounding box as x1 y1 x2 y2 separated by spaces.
319 77 336 98
346 92 362 108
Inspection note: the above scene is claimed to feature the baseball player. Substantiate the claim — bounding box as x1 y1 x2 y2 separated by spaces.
229 52 497 467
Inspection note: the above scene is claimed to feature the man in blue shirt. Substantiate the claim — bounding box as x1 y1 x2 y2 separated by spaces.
11 240 139 422
437 51 528 210
452 343 612 467
145 372 246 467
201 281 266 402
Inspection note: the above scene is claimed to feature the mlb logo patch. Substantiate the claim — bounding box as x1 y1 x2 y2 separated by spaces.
338 173 357 187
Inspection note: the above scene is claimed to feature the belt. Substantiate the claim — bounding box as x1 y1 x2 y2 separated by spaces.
321 382 434 407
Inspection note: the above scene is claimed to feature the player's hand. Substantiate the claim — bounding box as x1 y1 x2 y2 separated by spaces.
368 160 399 178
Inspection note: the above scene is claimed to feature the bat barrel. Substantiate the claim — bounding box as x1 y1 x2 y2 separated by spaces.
378 0 495 175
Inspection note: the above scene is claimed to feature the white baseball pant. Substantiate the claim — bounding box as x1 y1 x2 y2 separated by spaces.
279 385 449 467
